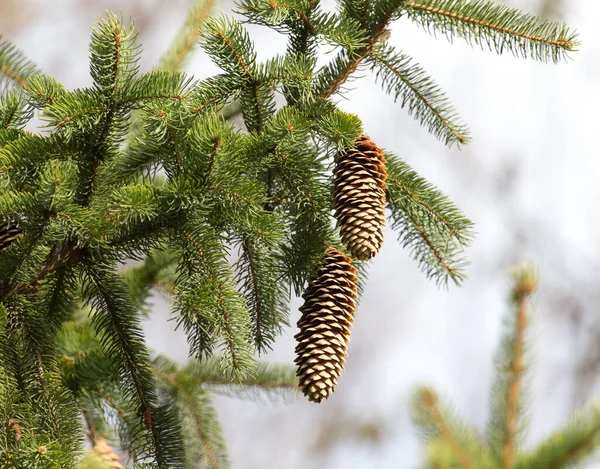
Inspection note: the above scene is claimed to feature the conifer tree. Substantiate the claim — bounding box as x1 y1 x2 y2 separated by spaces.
413 265 600 469
0 0 576 466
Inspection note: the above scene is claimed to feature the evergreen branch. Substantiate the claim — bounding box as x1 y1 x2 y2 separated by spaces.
90 13 140 99
306 99 363 150
0 91 32 130
316 48 370 99
287 0 320 59
0 128 24 149
385 154 473 286
25 74 66 108
0 36 39 89
94 388 148 457
125 102 191 180
0 133 74 176
315 0 403 98
157 0 216 71
0 245 85 300
239 82 273 133
169 385 224 469
368 45 469 146
156 110 183 174
402 0 578 62
310 12 369 51
503 266 536 468
121 248 179 314
414 387 483 469
233 236 289 353
81 261 185 467
124 70 194 105
44 90 104 131
82 263 154 409
174 220 256 380
188 75 244 115
339 0 372 27
487 265 537 462
516 407 600 469
152 357 229 469
154 357 298 399
237 0 304 29
200 17 257 79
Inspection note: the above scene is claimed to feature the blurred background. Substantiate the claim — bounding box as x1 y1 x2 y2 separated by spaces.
4 0 600 467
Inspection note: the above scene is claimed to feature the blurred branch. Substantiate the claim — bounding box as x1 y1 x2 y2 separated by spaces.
157 0 217 71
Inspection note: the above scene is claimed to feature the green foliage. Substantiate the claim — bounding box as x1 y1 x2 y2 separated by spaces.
402 0 578 63
368 45 469 146
153 355 297 469
157 0 217 71
0 0 576 466
413 265 600 469
385 154 473 286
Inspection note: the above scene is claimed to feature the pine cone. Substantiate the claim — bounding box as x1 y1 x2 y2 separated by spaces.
0 222 22 252
92 437 124 469
295 246 358 403
333 135 388 260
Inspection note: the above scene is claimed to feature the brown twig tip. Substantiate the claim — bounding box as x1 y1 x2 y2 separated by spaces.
510 263 538 302
416 386 439 412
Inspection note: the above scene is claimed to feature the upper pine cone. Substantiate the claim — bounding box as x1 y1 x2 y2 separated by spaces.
294 246 358 403
333 135 388 260
0 222 22 252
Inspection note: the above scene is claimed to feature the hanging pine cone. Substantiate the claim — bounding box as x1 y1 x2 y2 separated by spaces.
333 135 388 260
294 246 358 403
0 222 22 252
92 437 124 469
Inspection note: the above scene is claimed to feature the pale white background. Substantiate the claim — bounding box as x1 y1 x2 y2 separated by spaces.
5 0 600 467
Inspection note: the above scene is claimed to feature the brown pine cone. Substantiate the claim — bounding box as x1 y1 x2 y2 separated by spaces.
294 246 358 403
0 222 22 252
333 135 388 260
92 437 124 469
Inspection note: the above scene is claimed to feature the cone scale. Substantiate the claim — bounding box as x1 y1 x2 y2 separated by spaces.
294 246 358 403
333 135 388 260
0 222 22 252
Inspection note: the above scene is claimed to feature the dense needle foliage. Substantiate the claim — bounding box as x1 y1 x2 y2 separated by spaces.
0 0 576 466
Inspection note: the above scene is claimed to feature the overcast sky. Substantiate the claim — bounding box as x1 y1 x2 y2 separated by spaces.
7 0 600 467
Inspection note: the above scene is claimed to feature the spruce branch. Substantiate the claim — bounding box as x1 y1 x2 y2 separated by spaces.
157 0 217 71
0 0 580 462
233 236 289 353
25 74 66 108
401 0 578 62
315 0 404 98
90 12 140 100
81 261 185 467
124 70 194 105
385 153 473 286
200 16 257 80
416 267 600 469
154 356 298 400
174 220 256 380
0 90 32 130
515 407 600 469
368 45 470 146
0 35 39 89
153 356 229 469
486 265 537 467
413 387 486 469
